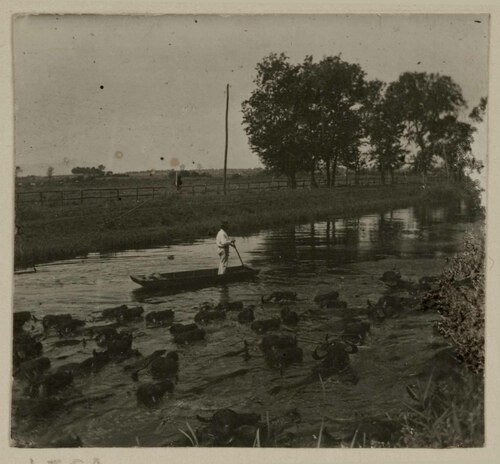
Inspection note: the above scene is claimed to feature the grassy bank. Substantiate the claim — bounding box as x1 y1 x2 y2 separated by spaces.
15 181 476 268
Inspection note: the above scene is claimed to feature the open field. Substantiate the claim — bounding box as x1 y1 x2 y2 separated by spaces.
15 181 474 269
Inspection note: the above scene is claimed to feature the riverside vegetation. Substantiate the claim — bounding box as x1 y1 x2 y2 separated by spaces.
398 226 485 448
15 180 478 269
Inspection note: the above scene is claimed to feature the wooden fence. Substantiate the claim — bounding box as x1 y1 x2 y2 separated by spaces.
15 173 442 207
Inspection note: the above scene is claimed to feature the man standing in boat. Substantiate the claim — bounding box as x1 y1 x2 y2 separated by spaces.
216 220 235 275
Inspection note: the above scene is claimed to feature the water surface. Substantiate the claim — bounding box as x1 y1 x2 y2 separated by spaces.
12 201 475 447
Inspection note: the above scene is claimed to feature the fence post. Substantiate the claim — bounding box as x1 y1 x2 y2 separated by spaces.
80 190 84 204
136 187 139 201
60 191 64 206
40 192 44 205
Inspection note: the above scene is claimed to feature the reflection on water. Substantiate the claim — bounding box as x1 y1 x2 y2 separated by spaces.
249 200 468 276
12 200 476 447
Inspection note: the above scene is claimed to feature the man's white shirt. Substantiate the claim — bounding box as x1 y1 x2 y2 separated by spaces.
216 229 231 249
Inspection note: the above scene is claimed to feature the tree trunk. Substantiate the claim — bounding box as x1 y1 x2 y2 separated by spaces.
286 156 297 189
288 169 297 189
389 167 395 184
331 156 338 188
325 157 331 188
355 167 360 186
380 163 386 185
444 158 450 179
416 131 429 179
310 165 318 188
457 168 464 183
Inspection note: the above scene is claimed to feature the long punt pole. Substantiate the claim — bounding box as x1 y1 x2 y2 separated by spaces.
223 84 229 195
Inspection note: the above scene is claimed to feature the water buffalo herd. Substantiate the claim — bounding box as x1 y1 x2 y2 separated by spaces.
12 269 439 447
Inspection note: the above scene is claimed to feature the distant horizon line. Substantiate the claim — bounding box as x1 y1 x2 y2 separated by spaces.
16 166 266 177
15 165 430 179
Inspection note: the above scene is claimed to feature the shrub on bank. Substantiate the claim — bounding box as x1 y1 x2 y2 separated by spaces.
401 227 485 447
422 228 485 373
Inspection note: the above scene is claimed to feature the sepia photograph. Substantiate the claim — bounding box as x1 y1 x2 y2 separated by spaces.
9 11 490 451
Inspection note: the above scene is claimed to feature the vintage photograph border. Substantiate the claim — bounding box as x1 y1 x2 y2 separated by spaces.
1 1 499 463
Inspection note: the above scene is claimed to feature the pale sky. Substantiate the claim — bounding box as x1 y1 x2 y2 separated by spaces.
13 14 489 176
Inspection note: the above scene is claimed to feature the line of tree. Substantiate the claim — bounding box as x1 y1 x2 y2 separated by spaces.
71 165 112 177
166 169 212 179
242 53 486 188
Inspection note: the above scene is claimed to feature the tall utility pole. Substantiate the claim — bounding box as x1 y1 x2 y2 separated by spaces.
223 84 229 195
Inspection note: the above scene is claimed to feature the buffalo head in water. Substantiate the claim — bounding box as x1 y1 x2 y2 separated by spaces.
312 339 358 372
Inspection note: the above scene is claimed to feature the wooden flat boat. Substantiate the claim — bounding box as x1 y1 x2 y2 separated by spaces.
130 265 259 291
